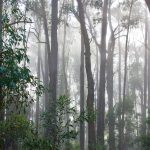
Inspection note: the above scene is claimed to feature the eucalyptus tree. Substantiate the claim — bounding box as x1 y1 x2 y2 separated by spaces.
97 0 109 148
0 0 3 122
45 0 59 143
121 0 134 149
106 1 116 149
76 0 96 149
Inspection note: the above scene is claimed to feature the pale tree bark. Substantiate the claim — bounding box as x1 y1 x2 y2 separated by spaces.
118 23 122 150
44 46 49 111
148 15 150 129
146 3 150 105
97 0 109 147
80 35 85 150
40 0 50 112
35 24 41 136
117 4 122 149
76 0 96 150
121 0 134 149
61 3 70 149
61 0 68 96
107 2 115 149
141 10 148 136
40 0 51 65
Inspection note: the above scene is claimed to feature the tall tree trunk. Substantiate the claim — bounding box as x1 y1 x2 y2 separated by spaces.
61 5 70 149
36 25 41 135
142 11 148 136
80 35 85 150
40 0 51 113
61 4 68 96
148 15 150 130
107 2 115 149
0 2 4 149
97 0 109 147
121 1 133 149
76 0 96 150
40 0 51 65
0 0 3 122
46 0 58 145
118 23 122 150
43 46 49 111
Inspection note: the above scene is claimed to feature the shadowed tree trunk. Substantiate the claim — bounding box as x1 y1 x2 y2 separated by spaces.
76 0 96 150
97 0 109 148
40 0 51 113
46 0 58 145
118 27 122 150
148 17 150 130
145 0 150 12
36 24 41 135
141 11 148 136
80 35 85 150
121 1 133 149
0 0 3 122
0 1 4 149
107 2 115 149
61 6 70 150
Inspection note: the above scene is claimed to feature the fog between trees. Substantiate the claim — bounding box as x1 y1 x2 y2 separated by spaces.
0 0 150 150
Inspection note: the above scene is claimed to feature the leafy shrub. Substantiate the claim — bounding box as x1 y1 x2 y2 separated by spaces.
23 96 78 150
0 114 34 148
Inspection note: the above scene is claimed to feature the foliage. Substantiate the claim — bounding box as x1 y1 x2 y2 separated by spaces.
119 0 141 29
23 95 78 150
0 114 34 148
139 117 150 150
79 108 96 122
0 0 44 112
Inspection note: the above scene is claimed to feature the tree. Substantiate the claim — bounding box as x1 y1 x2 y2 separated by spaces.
40 0 51 112
0 0 3 122
106 1 116 149
141 10 148 137
145 0 150 12
76 0 96 150
35 21 42 136
97 0 109 147
80 35 85 150
45 0 59 143
121 0 134 149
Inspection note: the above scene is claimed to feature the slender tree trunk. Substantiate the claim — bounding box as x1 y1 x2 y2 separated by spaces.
118 23 122 150
40 0 51 113
140 86 144 149
80 35 85 150
46 0 58 145
148 16 150 130
61 5 70 149
76 0 96 149
97 0 109 147
40 0 51 64
36 25 41 135
121 1 133 149
0 0 3 122
107 3 115 149
142 11 148 136
107 37 115 150
43 46 49 112
61 5 68 96
0 3 5 149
